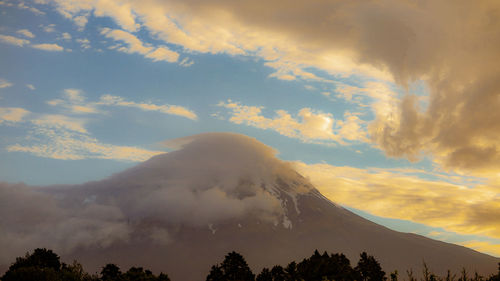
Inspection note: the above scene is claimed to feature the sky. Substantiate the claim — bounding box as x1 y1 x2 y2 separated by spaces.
0 0 499 257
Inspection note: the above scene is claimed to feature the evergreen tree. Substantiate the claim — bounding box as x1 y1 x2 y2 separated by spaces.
206 264 226 281
101 264 123 281
271 265 287 281
1 248 62 281
257 268 273 281
285 261 300 281
355 252 386 281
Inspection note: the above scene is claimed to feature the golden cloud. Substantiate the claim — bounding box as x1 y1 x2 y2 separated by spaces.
39 0 500 175
294 161 500 241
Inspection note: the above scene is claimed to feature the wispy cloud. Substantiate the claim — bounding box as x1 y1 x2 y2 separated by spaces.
0 34 30 47
101 28 179 63
76 38 90 49
60 32 71 40
218 100 367 145
2 111 163 162
294 161 500 242
0 78 13 89
16 1 44 15
37 0 500 176
0 107 30 124
47 88 197 120
17 29 35 38
47 89 99 114
98 94 197 120
458 240 500 258
7 126 163 162
31 114 87 133
41 23 56 33
26 84 35 90
31 43 64 52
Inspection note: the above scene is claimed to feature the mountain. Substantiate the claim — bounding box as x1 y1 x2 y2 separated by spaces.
0 133 498 280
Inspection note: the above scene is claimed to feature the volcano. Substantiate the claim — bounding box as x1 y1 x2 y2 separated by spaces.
0 133 498 280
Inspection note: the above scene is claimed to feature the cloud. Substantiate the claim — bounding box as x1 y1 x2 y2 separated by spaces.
46 88 197 120
0 182 132 264
218 100 367 144
458 241 500 258
5 88 195 161
26 84 35 90
0 107 30 124
293 161 500 242
98 94 197 120
0 34 30 47
61 32 71 40
7 114 163 162
38 0 500 174
101 28 179 63
31 114 88 133
76 38 90 49
0 78 13 89
145 46 179 63
31 43 64 51
41 23 56 33
47 88 99 114
16 1 45 15
0 133 307 263
17 29 35 38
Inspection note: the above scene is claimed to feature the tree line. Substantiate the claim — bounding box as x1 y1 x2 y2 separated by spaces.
1 248 499 281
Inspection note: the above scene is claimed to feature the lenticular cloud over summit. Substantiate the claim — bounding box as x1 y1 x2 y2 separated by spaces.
0 133 313 264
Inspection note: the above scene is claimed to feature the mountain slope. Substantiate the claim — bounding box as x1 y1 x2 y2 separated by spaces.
0 133 498 281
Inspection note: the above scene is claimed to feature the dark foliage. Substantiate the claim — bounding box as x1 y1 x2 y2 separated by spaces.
206 251 255 281
1 248 499 281
0 248 170 281
355 252 386 281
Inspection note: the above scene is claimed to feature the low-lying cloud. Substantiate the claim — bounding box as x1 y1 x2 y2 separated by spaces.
0 133 308 265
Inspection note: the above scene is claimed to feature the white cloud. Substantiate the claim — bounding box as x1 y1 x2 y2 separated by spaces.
4 112 163 162
0 34 30 47
7 128 162 162
17 29 35 38
26 84 36 90
99 94 197 120
218 100 367 145
31 43 64 51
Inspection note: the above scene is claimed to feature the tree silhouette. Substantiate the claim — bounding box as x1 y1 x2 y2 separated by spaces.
206 251 255 281
355 252 386 281
285 261 300 281
1 248 62 281
256 268 273 281
101 264 123 281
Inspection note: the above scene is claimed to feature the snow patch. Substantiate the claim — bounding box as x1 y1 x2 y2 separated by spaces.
208 223 217 234
282 215 292 229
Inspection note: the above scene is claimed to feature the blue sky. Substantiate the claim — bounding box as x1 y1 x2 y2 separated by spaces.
1 0 500 257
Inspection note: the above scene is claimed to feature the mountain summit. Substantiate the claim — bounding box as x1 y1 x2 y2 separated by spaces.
0 133 498 280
